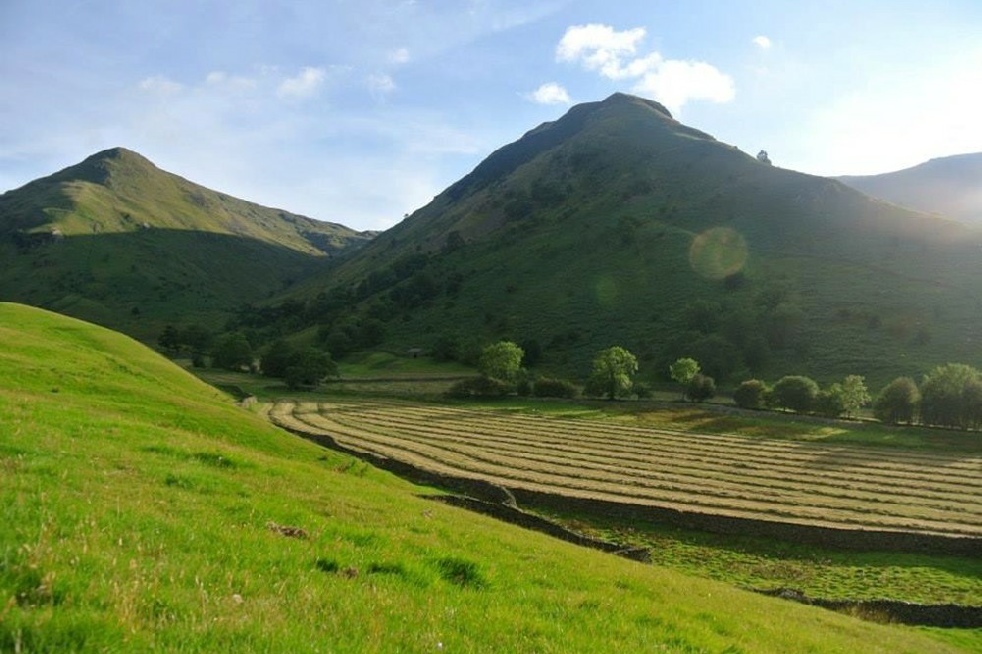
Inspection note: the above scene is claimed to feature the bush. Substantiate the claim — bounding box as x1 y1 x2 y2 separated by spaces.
771 375 819 413
733 379 768 409
686 374 716 403
919 363 980 428
446 376 512 399
873 377 920 425
533 377 578 399
814 386 847 418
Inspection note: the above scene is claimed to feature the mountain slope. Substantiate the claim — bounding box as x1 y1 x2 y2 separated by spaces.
837 153 982 224
0 148 373 338
0 302 962 652
284 93 982 387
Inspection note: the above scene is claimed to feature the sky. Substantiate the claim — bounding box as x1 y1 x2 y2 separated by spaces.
2 0 981 231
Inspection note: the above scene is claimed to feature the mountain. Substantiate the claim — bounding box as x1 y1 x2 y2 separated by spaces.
280 93 982 387
837 153 982 224
0 148 373 339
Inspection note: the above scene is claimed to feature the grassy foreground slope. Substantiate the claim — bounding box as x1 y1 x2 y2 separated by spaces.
0 303 966 653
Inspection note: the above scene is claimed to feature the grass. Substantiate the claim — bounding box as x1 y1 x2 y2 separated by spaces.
272 400 982 537
6 303 973 651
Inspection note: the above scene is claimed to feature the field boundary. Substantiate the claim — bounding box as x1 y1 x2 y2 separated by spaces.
271 415 982 557
753 588 982 628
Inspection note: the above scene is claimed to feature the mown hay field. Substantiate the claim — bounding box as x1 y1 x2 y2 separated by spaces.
269 401 982 539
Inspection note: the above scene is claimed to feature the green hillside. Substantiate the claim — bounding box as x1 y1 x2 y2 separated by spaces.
280 94 982 388
837 152 982 224
0 148 373 339
0 303 968 652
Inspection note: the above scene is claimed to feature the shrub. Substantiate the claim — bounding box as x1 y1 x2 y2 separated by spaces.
873 377 920 425
771 375 819 413
533 377 578 399
814 386 847 418
446 376 512 399
919 363 981 428
686 374 716 403
733 379 768 409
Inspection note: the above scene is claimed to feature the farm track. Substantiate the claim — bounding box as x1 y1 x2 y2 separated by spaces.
270 401 982 538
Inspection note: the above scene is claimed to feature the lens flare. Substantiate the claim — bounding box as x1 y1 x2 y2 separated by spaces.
688 227 748 280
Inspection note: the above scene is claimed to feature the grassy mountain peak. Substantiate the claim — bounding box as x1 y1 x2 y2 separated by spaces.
0 149 373 339
282 93 982 388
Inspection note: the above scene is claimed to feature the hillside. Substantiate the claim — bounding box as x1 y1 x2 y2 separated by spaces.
280 93 982 388
0 148 373 339
837 153 982 224
0 301 965 652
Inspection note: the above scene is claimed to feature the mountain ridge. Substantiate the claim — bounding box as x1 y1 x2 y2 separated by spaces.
836 152 982 224
273 93 982 387
0 147 373 339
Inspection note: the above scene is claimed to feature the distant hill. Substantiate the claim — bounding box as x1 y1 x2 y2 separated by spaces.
279 93 982 387
837 153 982 224
0 148 373 338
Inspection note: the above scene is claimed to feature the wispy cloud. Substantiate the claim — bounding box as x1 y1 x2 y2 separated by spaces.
557 23 734 113
526 82 571 105
367 73 397 99
277 67 326 100
753 35 772 50
139 75 183 96
389 47 411 64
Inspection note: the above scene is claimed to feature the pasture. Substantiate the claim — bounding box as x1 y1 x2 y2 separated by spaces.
269 400 982 539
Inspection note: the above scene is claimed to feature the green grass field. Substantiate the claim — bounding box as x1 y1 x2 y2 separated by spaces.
3 302 976 652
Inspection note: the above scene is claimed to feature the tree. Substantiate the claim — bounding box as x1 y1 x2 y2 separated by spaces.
920 363 981 428
478 341 524 382
261 339 295 378
669 357 700 400
757 150 772 165
158 325 181 355
814 384 847 418
284 348 338 390
733 379 769 409
181 324 213 357
211 332 253 371
771 375 819 413
839 375 871 417
589 346 638 400
686 374 716 403
873 377 920 425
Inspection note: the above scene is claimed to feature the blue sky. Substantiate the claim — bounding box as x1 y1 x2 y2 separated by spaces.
2 1 981 231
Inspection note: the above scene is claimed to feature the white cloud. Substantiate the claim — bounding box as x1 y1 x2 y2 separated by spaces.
753 35 772 50
389 47 411 64
205 71 257 92
527 82 570 105
557 24 646 79
633 60 735 113
556 23 734 113
367 73 396 98
277 67 326 99
139 75 183 96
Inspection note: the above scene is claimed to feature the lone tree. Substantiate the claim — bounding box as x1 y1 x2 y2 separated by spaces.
212 332 253 371
686 373 716 403
284 348 338 390
873 377 920 425
478 341 524 383
733 379 769 409
588 346 638 400
838 375 871 417
757 150 772 165
771 375 819 413
669 357 700 400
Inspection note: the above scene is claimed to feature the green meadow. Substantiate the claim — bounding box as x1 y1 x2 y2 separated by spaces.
1 302 975 651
